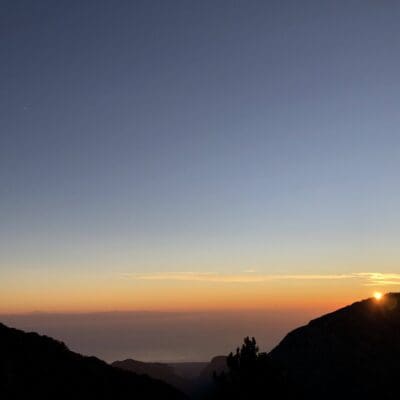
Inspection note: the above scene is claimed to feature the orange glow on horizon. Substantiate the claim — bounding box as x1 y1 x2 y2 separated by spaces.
0 278 370 315
373 291 383 301
2 269 398 315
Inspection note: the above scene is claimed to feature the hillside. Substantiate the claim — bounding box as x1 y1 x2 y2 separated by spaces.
0 323 186 399
270 293 400 399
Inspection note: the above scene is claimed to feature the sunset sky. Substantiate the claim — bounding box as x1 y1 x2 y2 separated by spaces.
2 0 400 319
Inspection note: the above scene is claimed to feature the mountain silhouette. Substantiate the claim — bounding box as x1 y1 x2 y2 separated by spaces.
168 362 209 381
269 293 400 399
198 356 227 381
4 294 400 399
113 357 227 397
112 359 192 394
0 323 186 399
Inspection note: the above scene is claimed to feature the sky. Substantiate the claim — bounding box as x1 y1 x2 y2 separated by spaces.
1 0 400 329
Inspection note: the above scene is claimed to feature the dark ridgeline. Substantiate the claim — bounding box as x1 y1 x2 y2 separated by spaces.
213 293 400 400
0 323 186 399
269 292 400 400
3 294 400 399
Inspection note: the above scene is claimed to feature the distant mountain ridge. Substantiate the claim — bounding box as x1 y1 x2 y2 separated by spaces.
0 323 186 399
112 359 192 394
270 293 400 399
112 356 227 396
168 362 209 380
198 356 227 381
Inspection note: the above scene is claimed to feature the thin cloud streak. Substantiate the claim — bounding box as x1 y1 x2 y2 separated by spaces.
124 271 400 286
125 272 355 283
354 272 400 286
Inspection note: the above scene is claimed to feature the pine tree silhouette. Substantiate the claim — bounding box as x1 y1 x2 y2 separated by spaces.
213 337 292 399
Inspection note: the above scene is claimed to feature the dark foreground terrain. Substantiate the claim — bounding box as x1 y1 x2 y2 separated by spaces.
2 293 400 399
0 323 186 399
270 292 400 399
114 293 400 400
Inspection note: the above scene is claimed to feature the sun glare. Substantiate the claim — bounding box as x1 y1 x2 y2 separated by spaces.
373 292 383 301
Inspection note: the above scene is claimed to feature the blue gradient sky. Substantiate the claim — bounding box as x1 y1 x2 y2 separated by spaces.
1 0 400 312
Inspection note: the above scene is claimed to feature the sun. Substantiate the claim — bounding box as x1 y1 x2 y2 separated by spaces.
373 292 383 301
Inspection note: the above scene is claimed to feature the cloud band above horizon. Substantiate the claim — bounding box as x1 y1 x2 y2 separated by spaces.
124 271 400 286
